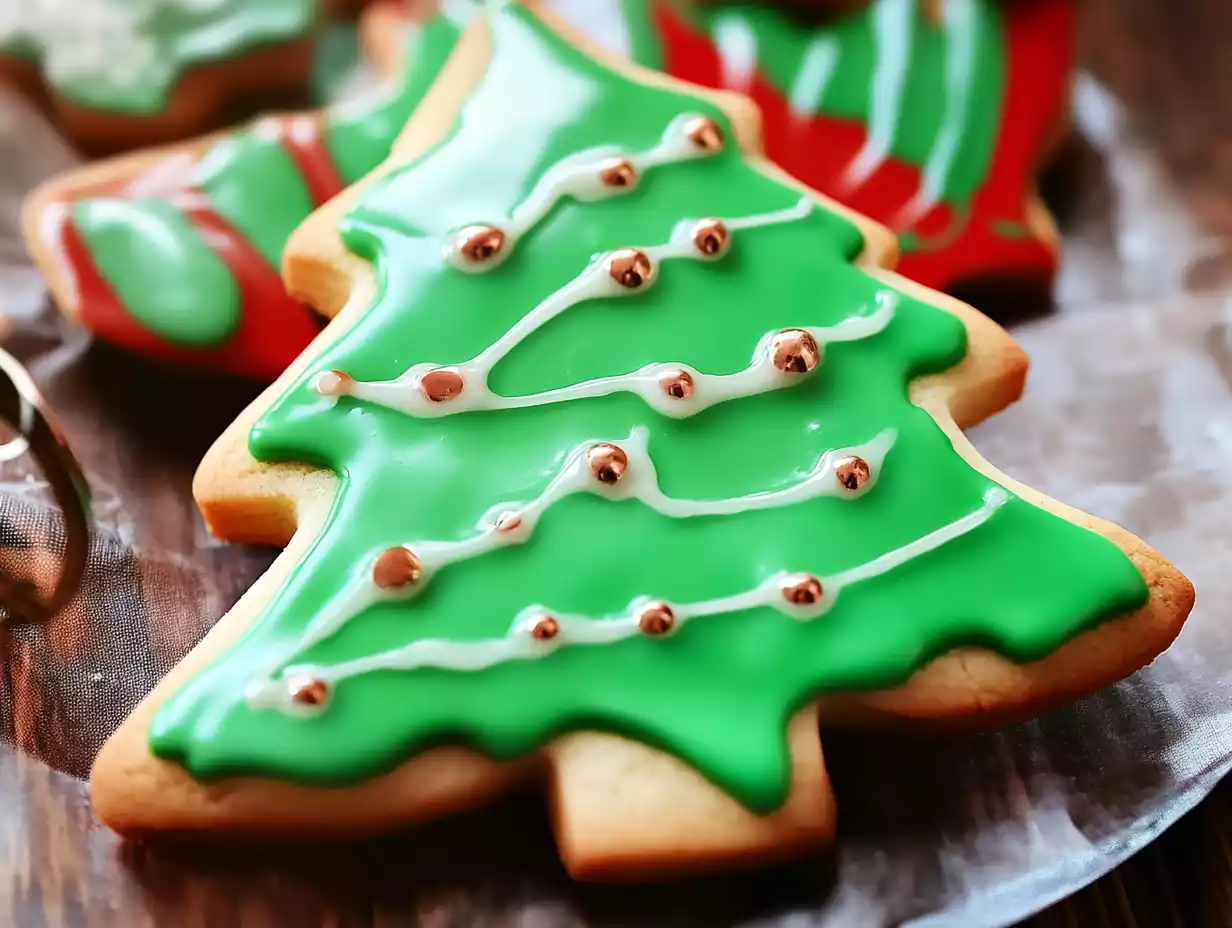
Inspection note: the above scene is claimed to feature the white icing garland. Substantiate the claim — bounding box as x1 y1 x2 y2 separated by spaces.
323 196 898 420
443 112 724 273
249 481 1009 714
247 429 895 703
252 100 1012 718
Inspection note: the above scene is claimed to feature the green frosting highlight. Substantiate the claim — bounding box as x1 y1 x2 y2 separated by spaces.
310 21 362 106
0 0 317 114
71 197 240 346
620 0 667 72
325 12 466 184
150 4 1145 811
197 133 317 269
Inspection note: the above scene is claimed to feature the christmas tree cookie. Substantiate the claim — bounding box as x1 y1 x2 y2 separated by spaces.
0 0 328 153
22 3 465 381
90 2 1191 878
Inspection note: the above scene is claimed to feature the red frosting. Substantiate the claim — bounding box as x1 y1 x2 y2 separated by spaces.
53 196 319 382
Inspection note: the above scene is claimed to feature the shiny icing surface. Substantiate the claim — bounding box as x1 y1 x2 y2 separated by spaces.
150 3 1145 812
0 0 317 114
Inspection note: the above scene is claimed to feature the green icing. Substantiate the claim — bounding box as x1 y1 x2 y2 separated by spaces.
72 197 240 346
310 21 362 106
620 0 666 72
1 0 317 114
197 132 316 270
150 4 1145 811
324 12 467 184
666 0 1004 212
991 219 1032 240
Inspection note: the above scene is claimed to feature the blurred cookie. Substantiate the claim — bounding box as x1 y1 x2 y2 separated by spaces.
0 0 328 154
21 3 460 380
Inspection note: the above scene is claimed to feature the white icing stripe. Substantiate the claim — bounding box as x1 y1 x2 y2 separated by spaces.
893 0 979 228
713 12 758 91
790 34 840 116
245 428 897 709
444 113 721 272
843 0 914 191
252 487 1009 706
337 198 894 421
123 151 199 197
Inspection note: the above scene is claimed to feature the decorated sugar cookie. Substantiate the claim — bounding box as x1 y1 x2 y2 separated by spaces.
23 3 465 380
90 2 1190 878
0 0 325 153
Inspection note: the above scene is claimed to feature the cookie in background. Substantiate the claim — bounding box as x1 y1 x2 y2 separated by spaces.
0 0 377 155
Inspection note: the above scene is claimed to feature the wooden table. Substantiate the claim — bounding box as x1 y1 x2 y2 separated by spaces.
2 0 1232 924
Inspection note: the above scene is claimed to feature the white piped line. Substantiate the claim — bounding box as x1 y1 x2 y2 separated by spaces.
248 485 1010 712
790 34 840 116
443 113 723 273
842 0 914 191
244 428 896 709
334 198 884 422
893 0 979 229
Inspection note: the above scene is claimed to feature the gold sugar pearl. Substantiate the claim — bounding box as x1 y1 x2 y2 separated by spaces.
419 368 465 404
372 546 422 590
833 455 871 493
530 614 560 641
685 115 724 152
780 574 824 607
691 219 730 258
315 369 353 397
288 675 329 707
495 511 523 533
608 248 654 290
456 225 506 264
588 443 629 485
659 369 695 400
637 602 676 636
599 157 638 189
771 329 821 374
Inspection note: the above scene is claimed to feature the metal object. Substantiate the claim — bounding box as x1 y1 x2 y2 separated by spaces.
0 348 90 623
